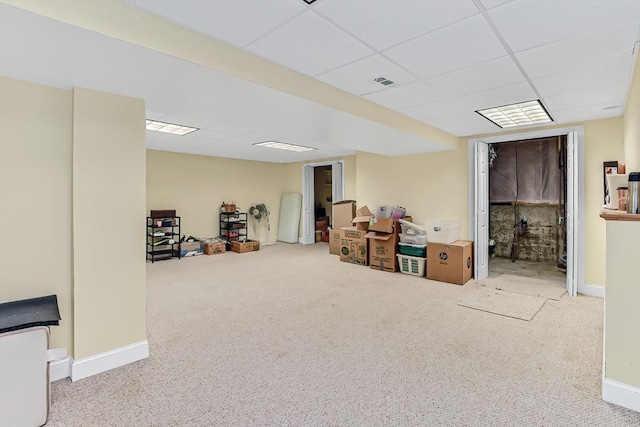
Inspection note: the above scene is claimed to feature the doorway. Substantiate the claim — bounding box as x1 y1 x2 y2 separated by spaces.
301 160 345 245
468 126 586 297
313 165 332 244
487 136 568 287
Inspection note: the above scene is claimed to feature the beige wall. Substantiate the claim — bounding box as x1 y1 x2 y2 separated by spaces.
355 147 469 237
147 153 357 242
73 88 147 359
623 54 640 172
604 219 640 388
0 77 74 352
582 118 625 286
147 152 358 244
146 150 287 243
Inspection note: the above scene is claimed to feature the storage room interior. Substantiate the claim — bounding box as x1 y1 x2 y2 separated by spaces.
487 136 568 284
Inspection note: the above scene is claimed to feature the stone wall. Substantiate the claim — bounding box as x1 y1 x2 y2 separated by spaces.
490 204 563 263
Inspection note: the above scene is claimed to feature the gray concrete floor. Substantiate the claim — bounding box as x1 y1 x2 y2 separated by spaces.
489 256 566 285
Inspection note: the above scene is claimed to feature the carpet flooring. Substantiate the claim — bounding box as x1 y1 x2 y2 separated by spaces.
47 243 640 426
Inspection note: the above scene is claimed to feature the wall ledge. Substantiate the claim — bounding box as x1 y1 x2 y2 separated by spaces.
600 209 640 221
71 340 149 381
603 378 640 412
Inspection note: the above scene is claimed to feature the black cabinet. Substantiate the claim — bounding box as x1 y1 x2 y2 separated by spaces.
147 216 181 263
219 212 247 250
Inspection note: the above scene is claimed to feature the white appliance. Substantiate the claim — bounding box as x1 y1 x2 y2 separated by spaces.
0 327 50 427
605 174 628 209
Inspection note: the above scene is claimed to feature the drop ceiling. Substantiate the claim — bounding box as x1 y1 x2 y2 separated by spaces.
1 0 639 163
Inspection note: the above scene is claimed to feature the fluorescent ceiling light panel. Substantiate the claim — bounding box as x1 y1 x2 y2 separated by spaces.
476 100 552 128
145 119 198 136
254 141 316 152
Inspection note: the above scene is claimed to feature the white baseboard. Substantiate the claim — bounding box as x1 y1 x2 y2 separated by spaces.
603 378 640 412
50 356 72 382
71 340 149 381
578 284 605 298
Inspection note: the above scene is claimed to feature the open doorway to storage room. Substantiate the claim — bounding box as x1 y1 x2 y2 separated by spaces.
488 136 567 287
314 165 331 244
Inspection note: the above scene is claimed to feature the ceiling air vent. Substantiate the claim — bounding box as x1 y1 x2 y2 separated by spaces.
374 77 394 86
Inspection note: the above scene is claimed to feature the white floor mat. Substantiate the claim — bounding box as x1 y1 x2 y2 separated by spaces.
458 286 547 321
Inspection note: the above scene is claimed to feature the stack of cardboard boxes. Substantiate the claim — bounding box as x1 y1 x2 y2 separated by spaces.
328 201 473 286
337 206 371 266
315 216 329 243
329 200 356 256
366 216 409 272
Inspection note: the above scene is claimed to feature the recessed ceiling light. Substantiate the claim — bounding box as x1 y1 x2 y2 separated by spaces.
476 100 553 128
145 119 198 136
254 141 316 152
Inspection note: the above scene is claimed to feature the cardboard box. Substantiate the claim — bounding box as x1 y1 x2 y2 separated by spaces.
367 231 399 272
230 240 260 253
352 206 372 231
204 242 225 255
339 227 368 266
315 230 322 242
329 228 341 255
332 200 356 231
427 240 473 285
368 216 411 234
150 209 176 218
316 220 329 230
369 218 395 233
365 217 409 272
180 241 203 257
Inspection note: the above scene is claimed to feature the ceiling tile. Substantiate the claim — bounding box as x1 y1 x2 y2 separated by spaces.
145 131 179 148
400 82 537 121
479 0 514 10
426 112 503 136
363 81 448 110
544 83 628 112
516 20 639 79
424 56 525 98
532 55 635 97
316 54 417 96
246 11 373 76
134 0 305 47
489 0 640 52
179 134 353 163
188 129 236 142
384 14 507 79
159 133 232 151
551 102 624 124
314 0 478 51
